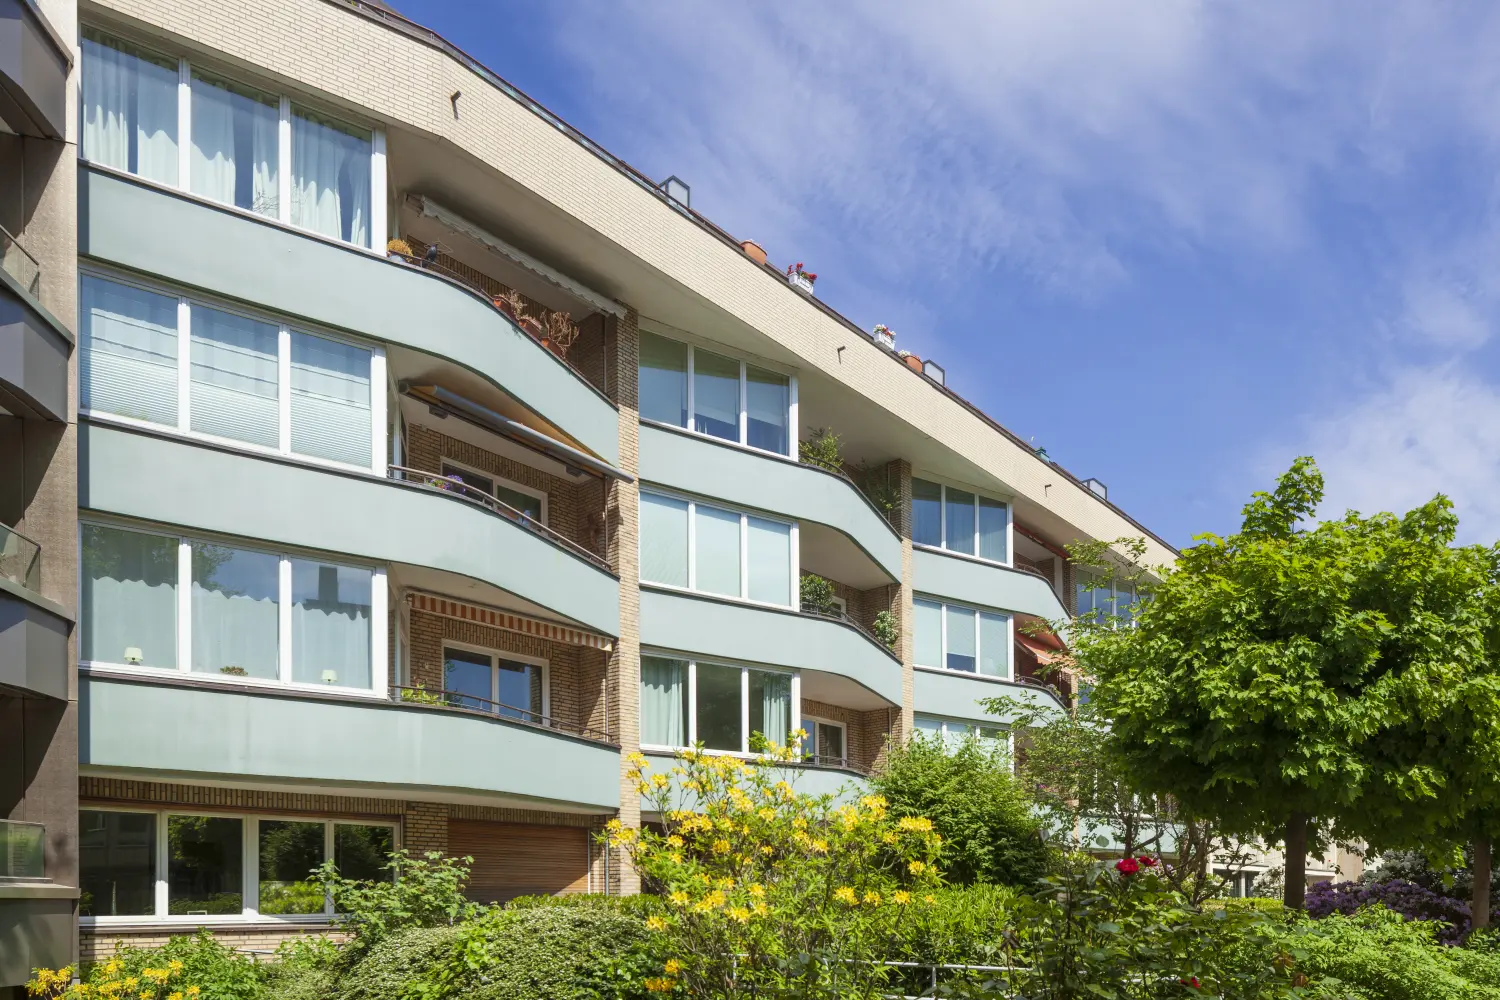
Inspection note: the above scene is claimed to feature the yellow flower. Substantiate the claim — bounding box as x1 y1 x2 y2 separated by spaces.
898 816 934 833
811 838 828 854
168 993 184 1000
908 860 928 875
663 959 682 975
760 845 774 855
861 794 889 811
864 890 882 905
666 835 684 848
893 890 912 905
646 915 669 932
140 993 153 1000
716 877 735 890
626 751 649 768
669 890 689 906
123 979 138 990
757 807 776 821
644 976 676 993
727 906 751 923
606 818 623 832
186 988 201 997
833 886 858 905
748 883 766 898
712 839 731 854
753 901 769 916
166 962 183 975
650 773 671 790
924 895 936 904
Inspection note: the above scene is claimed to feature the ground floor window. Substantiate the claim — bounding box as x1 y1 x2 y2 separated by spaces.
640 653 796 753
80 808 394 920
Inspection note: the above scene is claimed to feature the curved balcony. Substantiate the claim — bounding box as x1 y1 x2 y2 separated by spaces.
638 423 901 586
641 753 867 809
79 421 619 635
81 673 621 812
77 165 619 464
639 587 902 706
912 546 1068 623
913 667 1066 725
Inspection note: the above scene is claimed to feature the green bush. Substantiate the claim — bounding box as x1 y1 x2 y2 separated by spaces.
871 733 1050 888
892 884 1017 966
799 574 838 614
331 925 464 1000
96 931 268 1000
1295 907 1500 1000
316 850 483 955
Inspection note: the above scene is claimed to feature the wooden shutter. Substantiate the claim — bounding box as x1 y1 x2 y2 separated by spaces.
447 820 590 903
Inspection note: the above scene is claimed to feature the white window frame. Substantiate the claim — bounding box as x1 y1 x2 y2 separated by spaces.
638 488 800 609
78 265 387 474
638 329 798 458
439 639 550 722
78 517 388 697
1076 568 1139 624
912 476 1014 567
78 807 398 925
914 595 1013 680
914 714 1012 754
79 25 385 249
439 457 548 525
639 652 801 756
803 715 848 766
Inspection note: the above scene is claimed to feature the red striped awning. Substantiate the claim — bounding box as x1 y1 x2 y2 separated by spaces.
407 592 614 652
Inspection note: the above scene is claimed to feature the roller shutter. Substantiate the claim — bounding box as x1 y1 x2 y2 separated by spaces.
447 820 590 903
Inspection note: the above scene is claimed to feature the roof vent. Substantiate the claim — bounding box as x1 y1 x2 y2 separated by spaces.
1082 478 1108 500
659 175 691 208
923 360 945 385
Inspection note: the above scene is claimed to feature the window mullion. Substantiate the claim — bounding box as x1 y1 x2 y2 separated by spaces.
177 539 192 674
323 823 336 916
686 347 695 433
244 817 259 916
279 556 293 684
939 601 948 670
278 97 292 224
687 661 698 745
739 513 749 600
687 500 697 591
177 298 192 432
155 811 169 918
740 666 750 754
369 348 387 472
371 567 389 694
939 485 947 550
177 58 191 191
278 326 292 454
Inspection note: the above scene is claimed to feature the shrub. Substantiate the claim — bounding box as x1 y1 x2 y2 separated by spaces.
799 428 842 472
891 883 1017 967
29 931 267 1000
800 574 837 614
316 850 484 955
871 732 1050 888
330 925 463 1000
1307 879 1484 946
872 610 899 648
1296 906 1500 1000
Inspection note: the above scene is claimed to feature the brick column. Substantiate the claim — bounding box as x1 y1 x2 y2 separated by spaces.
402 801 449 854
889 459 915 741
606 309 642 894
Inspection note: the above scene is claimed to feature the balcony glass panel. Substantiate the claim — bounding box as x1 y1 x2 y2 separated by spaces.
912 478 942 547
692 348 739 443
167 815 242 915
745 364 790 455
81 30 179 185
290 560 371 687
0 819 44 879
81 524 178 669
190 542 279 679
80 811 155 915
639 332 688 427
257 820 323 915
81 274 179 426
0 523 40 592
640 493 688 587
291 106 371 246
190 70 279 218
190 304 279 448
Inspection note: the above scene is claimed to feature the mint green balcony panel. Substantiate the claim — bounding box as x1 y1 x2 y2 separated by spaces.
911 548 1067 623
77 167 618 464
79 423 618 635
913 667 1063 725
642 753 865 806
81 676 620 811
639 588 901 706
638 424 900 581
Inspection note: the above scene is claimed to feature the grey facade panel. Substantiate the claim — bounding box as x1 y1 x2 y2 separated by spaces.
0 266 71 421
80 675 622 812
77 167 621 464
911 547 1068 623
0 590 68 699
0 0 70 139
637 423 902 581
912 667 1063 725
638 587 903 706
79 422 621 636
0 896 74 987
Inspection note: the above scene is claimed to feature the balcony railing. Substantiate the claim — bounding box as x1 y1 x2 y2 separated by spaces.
0 522 41 592
391 685 616 745
799 601 898 658
0 223 40 297
0 820 45 879
801 754 852 771
388 465 612 573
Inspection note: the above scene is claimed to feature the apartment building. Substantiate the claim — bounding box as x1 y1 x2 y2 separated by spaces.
0 0 1191 977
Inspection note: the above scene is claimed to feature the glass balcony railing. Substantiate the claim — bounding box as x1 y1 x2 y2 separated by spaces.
0 523 41 592
0 820 45 879
0 223 40 297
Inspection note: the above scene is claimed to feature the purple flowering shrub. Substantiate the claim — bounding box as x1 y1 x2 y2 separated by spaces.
1305 879 1499 945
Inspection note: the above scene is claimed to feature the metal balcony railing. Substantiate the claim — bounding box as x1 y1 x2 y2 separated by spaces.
0 820 45 879
388 465 612 573
0 223 40 297
800 754 852 771
0 523 41 592
391 685 617 745
799 601 897 657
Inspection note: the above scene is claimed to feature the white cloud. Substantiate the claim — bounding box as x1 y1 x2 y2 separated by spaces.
1299 365 1500 542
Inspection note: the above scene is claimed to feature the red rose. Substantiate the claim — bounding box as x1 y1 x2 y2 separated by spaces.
1138 856 1158 867
1115 857 1140 875
1177 977 1201 989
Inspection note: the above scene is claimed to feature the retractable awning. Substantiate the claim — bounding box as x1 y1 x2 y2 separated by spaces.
401 383 634 483
408 592 614 652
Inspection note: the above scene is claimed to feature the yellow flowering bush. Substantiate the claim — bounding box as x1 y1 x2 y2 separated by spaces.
612 742 943 998
28 932 263 1000
26 960 201 1000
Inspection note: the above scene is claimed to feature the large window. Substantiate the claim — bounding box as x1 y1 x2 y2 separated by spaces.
81 271 383 471
81 521 382 692
1076 571 1140 623
640 655 795 753
638 331 794 456
911 478 1010 563
441 462 546 523
81 28 381 248
639 491 796 607
914 597 1011 678
442 645 546 723
914 715 1008 752
81 809 393 921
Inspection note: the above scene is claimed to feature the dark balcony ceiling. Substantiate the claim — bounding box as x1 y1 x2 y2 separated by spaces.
0 0 70 140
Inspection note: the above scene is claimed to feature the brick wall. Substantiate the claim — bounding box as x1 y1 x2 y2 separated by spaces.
800 699 894 774
608 309 642 895
891 459 915 744
81 924 344 961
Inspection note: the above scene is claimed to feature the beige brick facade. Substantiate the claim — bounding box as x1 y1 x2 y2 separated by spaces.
608 309 643 895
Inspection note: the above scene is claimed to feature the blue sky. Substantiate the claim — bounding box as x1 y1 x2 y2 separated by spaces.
396 1 1500 548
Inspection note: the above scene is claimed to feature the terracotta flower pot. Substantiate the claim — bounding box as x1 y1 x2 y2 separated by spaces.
902 354 923 373
741 240 767 265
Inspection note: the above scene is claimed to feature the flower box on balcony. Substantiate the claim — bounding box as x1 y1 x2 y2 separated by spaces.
872 324 896 350
786 262 817 296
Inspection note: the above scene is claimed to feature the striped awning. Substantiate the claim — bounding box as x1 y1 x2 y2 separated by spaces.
408 593 614 652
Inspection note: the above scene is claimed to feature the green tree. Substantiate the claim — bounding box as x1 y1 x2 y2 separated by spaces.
1074 457 1498 909
870 732 1050 888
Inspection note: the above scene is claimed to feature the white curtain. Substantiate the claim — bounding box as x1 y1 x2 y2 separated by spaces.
292 108 371 245
80 524 178 668
290 560 371 688
979 612 1009 678
190 74 279 217
913 599 943 668
290 332 371 467
190 543 279 679
753 670 790 747
81 274 179 425
190 305 279 448
746 516 790 606
978 497 1008 562
640 656 687 747
639 493 688 587
81 31 178 184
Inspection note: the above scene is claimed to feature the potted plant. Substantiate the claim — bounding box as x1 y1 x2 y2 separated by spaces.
786 262 817 295
492 288 526 325
872 324 895 350
898 350 923 373
386 238 413 262
541 311 580 359
741 240 767 265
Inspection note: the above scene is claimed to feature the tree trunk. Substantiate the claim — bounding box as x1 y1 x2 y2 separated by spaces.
1284 813 1309 911
1475 839 1492 931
